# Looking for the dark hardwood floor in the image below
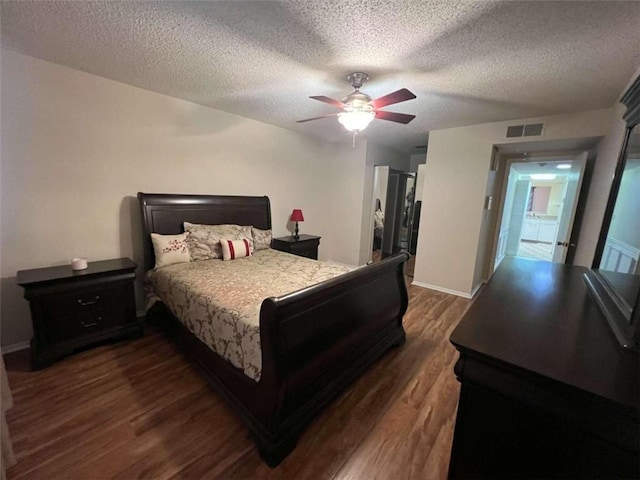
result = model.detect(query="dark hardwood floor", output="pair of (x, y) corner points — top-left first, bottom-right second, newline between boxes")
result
(4, 282), (471, 479)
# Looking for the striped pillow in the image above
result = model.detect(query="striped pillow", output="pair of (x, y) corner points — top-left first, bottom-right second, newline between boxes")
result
(220, 238), (252, 261)
(184, 222), (252, 261)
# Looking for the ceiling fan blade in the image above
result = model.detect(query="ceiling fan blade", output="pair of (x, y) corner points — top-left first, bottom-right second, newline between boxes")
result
(309, 95), (345, 108)
(375, 110), (416, 124)
(371, 88), (416, 108)
(296, 113), (339, 123)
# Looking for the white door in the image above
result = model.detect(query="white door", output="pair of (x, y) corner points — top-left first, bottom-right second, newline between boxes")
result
(552, 151), (588, 263)
(505, 179), (531, 255)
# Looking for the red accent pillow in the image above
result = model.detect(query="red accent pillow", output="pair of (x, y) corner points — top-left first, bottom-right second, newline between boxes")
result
(220, 238), (252, 261)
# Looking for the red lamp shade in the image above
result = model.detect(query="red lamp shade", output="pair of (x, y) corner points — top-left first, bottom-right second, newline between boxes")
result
(290, 209), (304, 222)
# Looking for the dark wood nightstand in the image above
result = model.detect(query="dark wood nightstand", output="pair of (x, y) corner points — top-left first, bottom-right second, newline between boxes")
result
(17, 258), (141, 370)
(271, 234), (321, 260)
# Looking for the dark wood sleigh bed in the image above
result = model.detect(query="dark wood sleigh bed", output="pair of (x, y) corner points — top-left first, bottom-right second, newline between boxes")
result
(138, 192), (409, 466)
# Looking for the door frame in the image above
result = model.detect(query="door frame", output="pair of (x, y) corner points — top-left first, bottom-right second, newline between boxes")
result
(484, 149), (590, 280)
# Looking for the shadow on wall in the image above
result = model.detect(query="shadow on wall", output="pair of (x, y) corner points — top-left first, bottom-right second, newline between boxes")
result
(171, 101), (245, 137)
(0, 196), (145, 350)
(119, 196), (146, 314)
(0, 277), (33, 348)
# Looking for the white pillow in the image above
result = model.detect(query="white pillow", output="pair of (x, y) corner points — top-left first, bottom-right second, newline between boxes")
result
(151, 232), (190, 269)
(220, 238), (252, 261)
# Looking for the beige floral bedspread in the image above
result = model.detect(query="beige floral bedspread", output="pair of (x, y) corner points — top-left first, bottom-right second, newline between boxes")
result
(145, 249), (355, 382)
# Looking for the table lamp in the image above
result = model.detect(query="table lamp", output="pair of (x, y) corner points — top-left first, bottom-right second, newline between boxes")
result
(290, 209), (304, 240)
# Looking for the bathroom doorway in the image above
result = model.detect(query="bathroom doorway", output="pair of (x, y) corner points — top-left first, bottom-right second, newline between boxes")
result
(492, 151), (587, 270)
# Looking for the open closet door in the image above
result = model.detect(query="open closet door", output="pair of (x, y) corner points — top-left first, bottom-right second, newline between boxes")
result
(382, 174), (399, 258)
(552, 151), (587, 263)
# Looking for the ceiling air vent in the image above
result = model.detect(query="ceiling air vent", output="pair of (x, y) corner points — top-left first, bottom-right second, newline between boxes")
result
(506, 125), (524, 138)
(523, 123), (544, 136)
(506, 122), (544, 138)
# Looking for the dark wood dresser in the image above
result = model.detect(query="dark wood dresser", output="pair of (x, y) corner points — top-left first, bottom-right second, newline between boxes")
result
(271, 234), (321, 260)
(449, 257), (639, 479)
(17, 258), (141, 370)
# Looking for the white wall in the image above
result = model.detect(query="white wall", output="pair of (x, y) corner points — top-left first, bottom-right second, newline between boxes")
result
(0, 51), (367, 348)
(414, 163), (427, 203)
(366, 142), (411, 173)
(374, 167), (389, 210)
(413, 109), (612, 297)
(410, 152), (427, 172)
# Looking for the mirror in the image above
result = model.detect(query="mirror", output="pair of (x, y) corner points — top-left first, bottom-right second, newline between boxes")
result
(371, 167), (417, 263)
(598, 124), (640, 309)
(527, 185), (552, 214)
(399, 174), (416, 252)
(584, 75), (640, 350)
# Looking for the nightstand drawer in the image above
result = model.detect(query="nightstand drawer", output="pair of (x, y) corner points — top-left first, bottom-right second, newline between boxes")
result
(41, 284), (128, 318)
(272, 235), (321, 260)
(291, 246), (316, 259)
(45, 307), (125, 344)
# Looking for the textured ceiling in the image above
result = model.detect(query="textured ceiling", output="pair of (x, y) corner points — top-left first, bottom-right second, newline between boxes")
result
(2, 1), (640, 153)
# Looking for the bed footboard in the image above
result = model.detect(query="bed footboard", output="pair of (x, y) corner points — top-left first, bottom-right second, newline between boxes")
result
(138, 192), (411, 467)
(255, 252), (409, 465)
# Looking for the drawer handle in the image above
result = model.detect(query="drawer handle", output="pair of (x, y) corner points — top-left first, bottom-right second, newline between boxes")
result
(77, 295), (100, 306)
(81, 317), (101, 328)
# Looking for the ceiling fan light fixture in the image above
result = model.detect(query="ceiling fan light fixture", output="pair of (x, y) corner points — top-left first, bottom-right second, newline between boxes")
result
(338, 110), (375, 132)
(297, 72), (416, 145)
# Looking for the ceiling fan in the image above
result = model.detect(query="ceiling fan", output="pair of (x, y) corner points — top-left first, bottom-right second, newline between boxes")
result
(296, 72), (416, 135)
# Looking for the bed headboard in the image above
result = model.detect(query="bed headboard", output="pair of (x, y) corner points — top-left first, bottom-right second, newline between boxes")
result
(137, 192), (272, 271)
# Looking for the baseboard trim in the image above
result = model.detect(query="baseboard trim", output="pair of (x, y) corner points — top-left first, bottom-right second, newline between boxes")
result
(469, 283), (482, 299)
(411, 281), (481, 299)
(1, 341), (30, 354)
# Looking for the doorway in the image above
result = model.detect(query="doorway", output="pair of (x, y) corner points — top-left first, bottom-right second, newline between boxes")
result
(371, 167), (417, 269)
(490, 151), (588, 272)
